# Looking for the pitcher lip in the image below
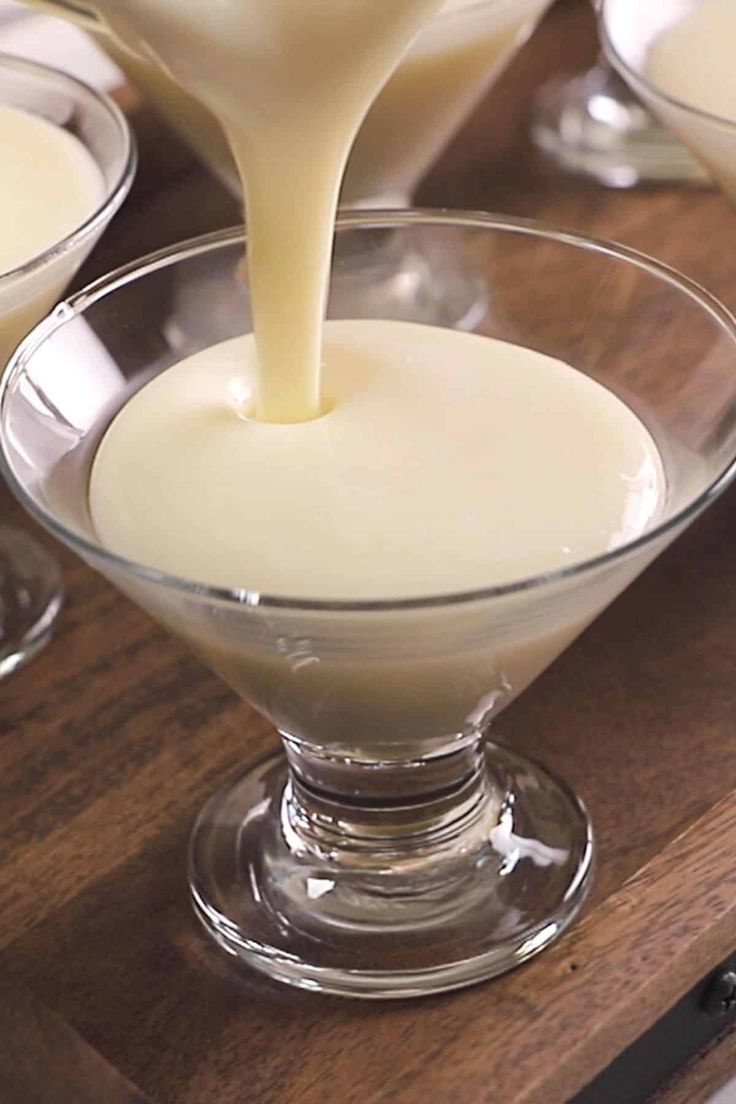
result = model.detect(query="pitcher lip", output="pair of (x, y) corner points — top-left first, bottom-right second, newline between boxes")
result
(3, 211), (736, 614)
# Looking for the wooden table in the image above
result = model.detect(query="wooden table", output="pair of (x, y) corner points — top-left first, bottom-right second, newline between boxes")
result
(3, 4), (736, 1102)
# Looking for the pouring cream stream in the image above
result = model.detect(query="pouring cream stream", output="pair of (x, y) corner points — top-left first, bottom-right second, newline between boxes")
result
(86, 0), (442, 421)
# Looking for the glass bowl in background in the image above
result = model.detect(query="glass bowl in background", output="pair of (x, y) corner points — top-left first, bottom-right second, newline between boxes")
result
(3, 213), (736, 997)
(0, 52), (135, 676)
(601, 0), (736, 203)
(531, 0), (706, 189)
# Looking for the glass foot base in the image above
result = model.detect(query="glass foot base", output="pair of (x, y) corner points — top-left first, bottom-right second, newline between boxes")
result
(189, 743), (594, 999)
(0, 525), (64, 679)
(531, 65), (708, 189)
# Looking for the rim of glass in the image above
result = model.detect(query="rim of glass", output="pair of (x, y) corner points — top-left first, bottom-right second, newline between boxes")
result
(600, 0), (736, 134)
(3, 209), (736, 613)
(0, 53), (137, 290)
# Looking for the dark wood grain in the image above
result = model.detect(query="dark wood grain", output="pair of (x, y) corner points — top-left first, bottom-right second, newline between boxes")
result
(3, 2), (736, 1102)
(0, 973), (155, 1103)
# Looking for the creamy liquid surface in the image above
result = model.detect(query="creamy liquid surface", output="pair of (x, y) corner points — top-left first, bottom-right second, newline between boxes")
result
(87, 0), (442, 423)
(0, 103), (103, 363)
(90, 321), (665, 600)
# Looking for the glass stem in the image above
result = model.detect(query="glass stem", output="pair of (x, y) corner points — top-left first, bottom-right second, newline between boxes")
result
(280, 734), (502, 861)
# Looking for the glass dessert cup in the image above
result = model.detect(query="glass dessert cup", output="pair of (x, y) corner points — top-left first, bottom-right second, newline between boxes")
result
(530, 55), (707, 189)
(601, 0), (736, 202)
(0, 54), (135, 677)
(530, 0), (705, 188)
(4, 213), (736, 998)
